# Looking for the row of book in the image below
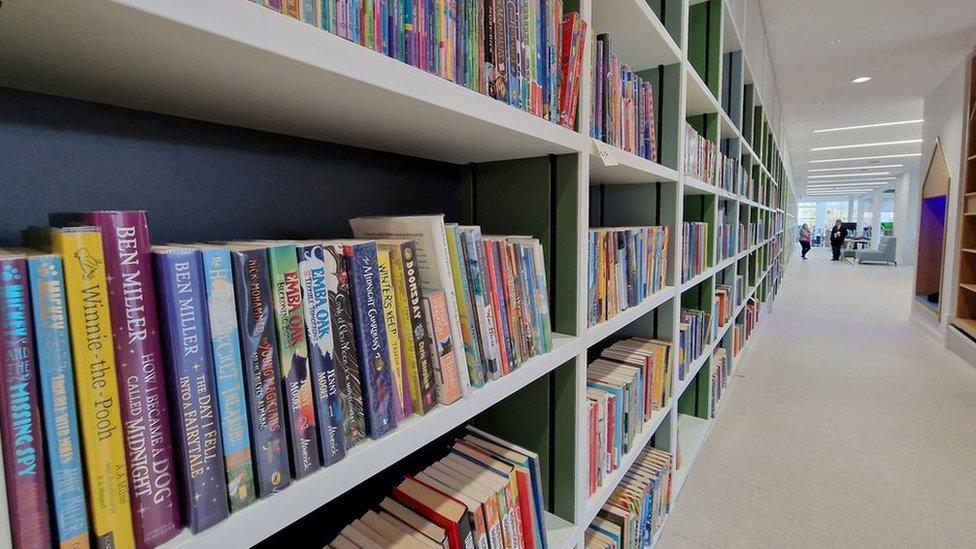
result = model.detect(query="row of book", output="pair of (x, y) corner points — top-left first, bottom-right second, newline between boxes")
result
(0, 211), (553, 547)
(709, 348), (729, 418)
(326, 425), (548, 549)
(738, 221), (749, 251)
(249, 0), (588, 129)
(683, 123), (716, 185)
(585, 337), (672, 495)
(716, 153), (748, 196)
(585, 446), (672, 549)
(677, 309), (709, 381)
(716, 203), (735, 262)
(590, 33), (658, 162)
(680, 222), (708, 283)
(714, 284), (734, 329)
(586, 227), (670, 327)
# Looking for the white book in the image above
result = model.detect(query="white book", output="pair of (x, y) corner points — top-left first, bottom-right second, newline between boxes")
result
(350, 215), (472, 396)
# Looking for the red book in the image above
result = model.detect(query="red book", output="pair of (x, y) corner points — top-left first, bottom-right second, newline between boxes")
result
(392, 476), (474, 549)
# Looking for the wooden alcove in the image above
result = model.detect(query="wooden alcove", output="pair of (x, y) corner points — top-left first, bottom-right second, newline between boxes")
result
(915, 139), (950, 318)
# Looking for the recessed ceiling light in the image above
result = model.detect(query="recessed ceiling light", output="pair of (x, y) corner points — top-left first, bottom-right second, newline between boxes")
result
(851, 76), (872, 84)
(809, 153), (923, 164)
(811, 139), (922, 152)
(808, 171), (890, 179)
(813, 119), (923, 133)
(809, 164), (903, 172)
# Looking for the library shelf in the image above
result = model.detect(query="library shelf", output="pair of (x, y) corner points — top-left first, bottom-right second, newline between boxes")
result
(741, 139), (761, 165)
(953, 318), (976, 341)
(593, 0), (682, 71)
(673, 414), (712, 497)
(545, 512), (579, 549)
(581, 404), (673, 526)
(719, 109), (738, 140)
(163, 334), (581, 548)
(586, 286), (676, 347)
(0, 0), (587, 165)
(681, 268), (715, 293)
(676, 350), (710, 399)
(589, 140), (682, 185)
(685, 61), (721, 116)
(960, 283), (976, 295)
(683, 175), (719, 195)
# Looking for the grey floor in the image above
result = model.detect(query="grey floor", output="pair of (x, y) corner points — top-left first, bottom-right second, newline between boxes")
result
(659, 245), (976, 548)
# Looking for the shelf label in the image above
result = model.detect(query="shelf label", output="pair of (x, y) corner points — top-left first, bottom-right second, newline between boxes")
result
(592, 139), (620, 167)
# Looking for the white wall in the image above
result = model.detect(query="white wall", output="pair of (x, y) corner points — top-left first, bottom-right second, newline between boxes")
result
(893, 172), (912, 264)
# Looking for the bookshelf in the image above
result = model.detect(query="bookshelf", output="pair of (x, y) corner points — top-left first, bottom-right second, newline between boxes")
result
(954, 53), (976, 335)
(0, 0), (796, 547)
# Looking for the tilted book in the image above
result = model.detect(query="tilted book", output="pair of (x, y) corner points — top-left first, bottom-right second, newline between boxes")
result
(0, 253), (53, 549)
(198, 247), (256, 511)
(153, 248), (229, 533)
(50, 227), (135, 548)
(265, 244), (321, 479)
(82, 210), (180, 546)
(26, 254), (90, 549)
(296, 244), (346, 466)
(376, 248), (412, 420)
(445, 224), (485, 388)
(229, 246), (290, 498)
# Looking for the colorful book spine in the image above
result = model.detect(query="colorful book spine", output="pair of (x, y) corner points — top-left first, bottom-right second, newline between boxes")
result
(83, 210), (180, 546)
(296, 244), (347, 466)
(153, 248), (229, 533)
(423, 290), (461, 404)
(445, 224), (485, 388)
(283, 0), (301, 18)
(301, 0), (318, 24)
(51, 227), (135, 548)
(376, 249), (412, 420)
(342, 241), (398, 439)
(26, 255), (89, 549)
(460, 226), (500, 380)
(266, 244), (321, 479)
(230, 247), (290, 498)
(199, 248), (256, 511)
(0, 254), (52, 549)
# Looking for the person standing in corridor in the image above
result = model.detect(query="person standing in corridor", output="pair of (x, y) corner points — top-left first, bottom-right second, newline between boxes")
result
(829, 219), (848, 261)
(798, 223), (812, 260)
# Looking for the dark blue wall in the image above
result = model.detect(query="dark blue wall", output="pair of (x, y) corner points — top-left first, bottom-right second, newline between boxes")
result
(0, 87), (461, 245)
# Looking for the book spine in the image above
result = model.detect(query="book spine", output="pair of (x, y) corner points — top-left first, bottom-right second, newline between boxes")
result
(446, 226), (484, 388)
(302, 0), (317, 23)
(394, 242), (438, 414)
(266, 245), (321, 479)
(283, 0), (301, 17)
(230, 249), (290, 498)
(200, 249), (256, 511)
(322, 244), (368, 448)
(423, 290), (461, 404)
(343, 243), (398, 439)
(376, 250), (411, 420)
(51, 228), (135, 548)
(154, 250), (229, 533)
(83, 211), (179, 546)
(381, 243), (424, 416)
(26, 255), (90, 549)
(265, 0), (283, 11)
(296, 245), (347, 466)
(463, 228), (500, 380)
(0, 256), (53, 549)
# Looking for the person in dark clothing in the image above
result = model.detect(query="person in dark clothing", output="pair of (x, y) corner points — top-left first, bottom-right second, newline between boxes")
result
(829, 219), (848, 261)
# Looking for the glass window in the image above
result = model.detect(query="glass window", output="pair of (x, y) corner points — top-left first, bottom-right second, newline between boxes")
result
(823, 200), (850, 224)
(881, 196), (895, 223)
(797, 202), (817, 229)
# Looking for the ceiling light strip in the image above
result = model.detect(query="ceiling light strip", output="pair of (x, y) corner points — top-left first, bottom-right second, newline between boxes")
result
(811, 139), (922, 152)
(813, 119), (923, 134)
(808, 164), (903, 172)
(808, 171), (891, 179)
(809, 153), (922, 164)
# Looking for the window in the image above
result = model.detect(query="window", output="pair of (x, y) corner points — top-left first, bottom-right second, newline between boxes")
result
(797, 202), (817, 228)
(880, 196), (895, 223)
(823, 200), (850, 224)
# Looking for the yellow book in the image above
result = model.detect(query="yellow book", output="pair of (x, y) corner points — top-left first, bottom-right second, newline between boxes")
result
(51, 227), (135, 549)
(376, 249), (408, 420)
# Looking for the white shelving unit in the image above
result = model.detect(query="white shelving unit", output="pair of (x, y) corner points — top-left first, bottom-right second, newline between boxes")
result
(0, 0), (798, 547)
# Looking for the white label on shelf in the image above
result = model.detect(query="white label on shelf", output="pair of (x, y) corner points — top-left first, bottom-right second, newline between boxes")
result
(592, 139), (620, 167)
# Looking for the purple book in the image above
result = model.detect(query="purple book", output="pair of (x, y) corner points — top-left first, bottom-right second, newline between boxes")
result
(84, 211), (181, 547)
(154, 248), (229, 534)
(0, 254), (52, 549)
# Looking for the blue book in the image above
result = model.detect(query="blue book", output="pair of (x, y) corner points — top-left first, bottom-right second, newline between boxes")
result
(154, 248), (229, 533)
(460, 226), (500, 380)
(337, 240), (398, 439)
(296, 244), (347, 466)
(26, 254), (89, 548)
(301, 0), (316, 24)
(198, 247), (257, 512)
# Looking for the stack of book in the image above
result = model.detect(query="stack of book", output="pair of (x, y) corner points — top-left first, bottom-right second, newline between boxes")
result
(585, 338), (672, 494)
(716, 153), (736, 194)
(714, 284), (733, 328)
(327, 425), (548, 549)
(591, 34), (658, 161)
(710, 347), (729, 417)
(587, 227), (670, 327)
(585, 446), (672, 549)
(716, 203), (735, 262)
(677, 309), (709, 380)
(683, 123), (715, 184)
(681, 222), (708, 283)
(250, 0), (588, 129)
(0, 211), (554, 544)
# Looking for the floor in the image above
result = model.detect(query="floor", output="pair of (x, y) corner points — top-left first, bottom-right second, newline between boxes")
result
(659, 245), (976, 548)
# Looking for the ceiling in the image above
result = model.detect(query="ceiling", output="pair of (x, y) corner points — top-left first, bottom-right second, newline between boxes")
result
(758, 0), (976, 200)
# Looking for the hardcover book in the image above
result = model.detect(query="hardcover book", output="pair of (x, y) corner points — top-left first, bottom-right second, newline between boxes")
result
(82, 210), (180, 546)
(153, 248), (229, 533)
(229, 246), (290, 498)
(198, 247), (256, 511)
(50, 227), (135, 548)
(26, 254), (90, 549)
(0, 253), (53, 549)
(376, 248), (412, 420)
(265, 243), (321, 479)
(296, 244), (346, 466)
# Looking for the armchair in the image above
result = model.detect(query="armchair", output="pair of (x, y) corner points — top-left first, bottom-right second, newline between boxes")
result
(856, 236), (897, 265)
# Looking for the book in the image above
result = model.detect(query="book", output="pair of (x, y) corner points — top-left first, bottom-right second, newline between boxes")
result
(50, 226), (135, 548)
(458, 227), (500, 381)
(376, 248), (413, 420)
(422, 290), (462, 405)
(375, 240), (437, 415)
(349, 215), (472, 397)
(82, 210), (180, 546)
(295, 243), (347, 466)
(0, 252), (53, 549)
(379, 497), (450, 548)
(153, 247), (229, 533)
(229, 246), (291, 498)
(444, 224), (484, 388)
(265, 243), (321, 478)
(392, 476), (476, 549)
(198, 246), (257, 510)
(26, 253), (90, 549)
